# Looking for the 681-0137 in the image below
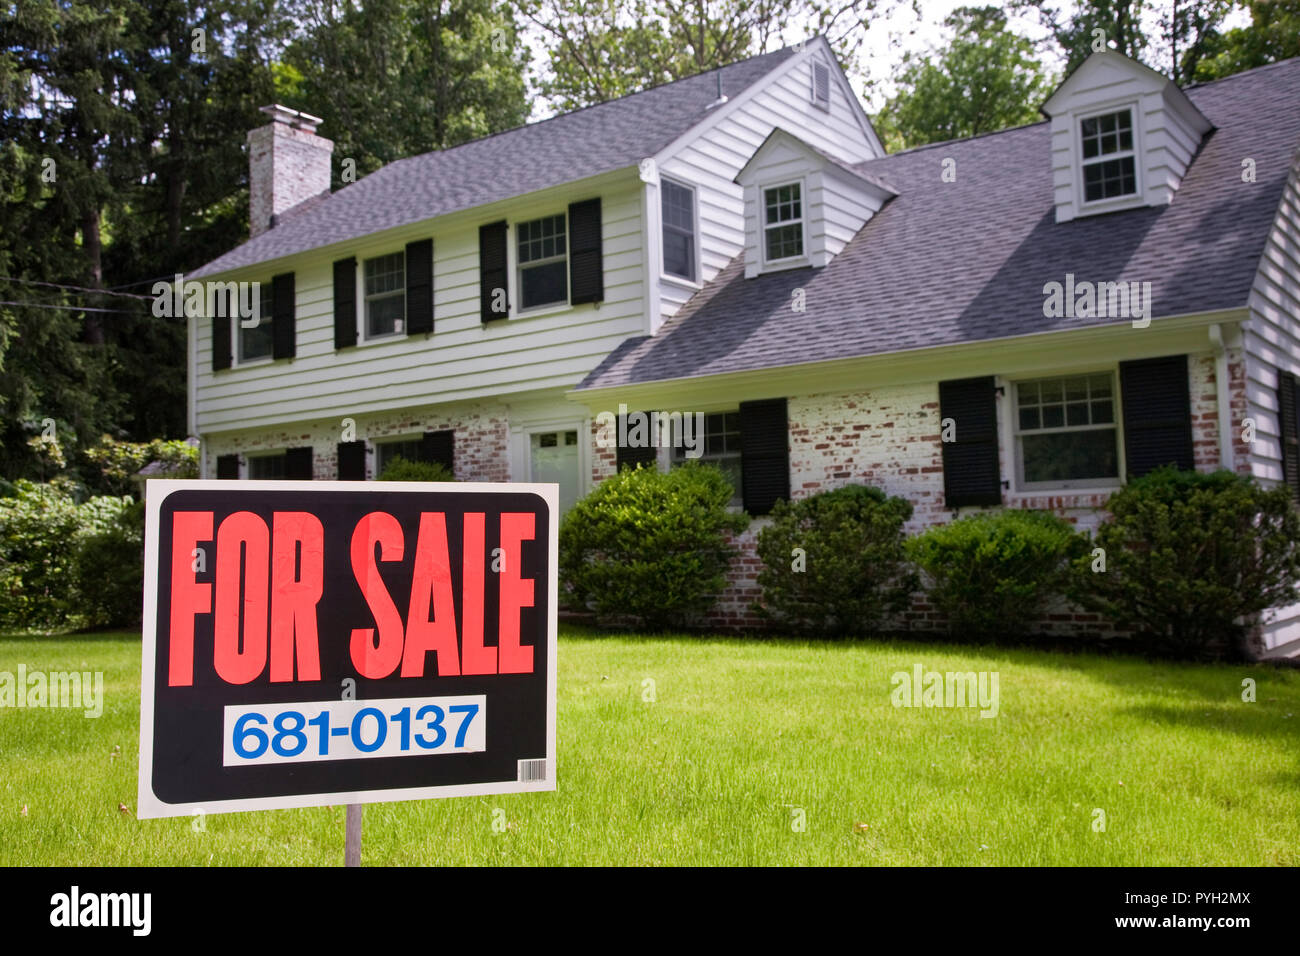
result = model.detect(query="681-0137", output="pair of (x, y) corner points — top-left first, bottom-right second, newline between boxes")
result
(222, 695), (485, 767)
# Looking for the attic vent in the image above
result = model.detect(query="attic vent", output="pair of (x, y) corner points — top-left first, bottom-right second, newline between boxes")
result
(811, 62), (830, 110)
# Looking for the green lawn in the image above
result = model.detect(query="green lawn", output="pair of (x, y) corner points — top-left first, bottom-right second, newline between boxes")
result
(1, 628), (1297, 866)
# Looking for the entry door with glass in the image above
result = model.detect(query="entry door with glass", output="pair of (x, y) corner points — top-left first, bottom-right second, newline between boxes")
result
(530, 430), (581, 515)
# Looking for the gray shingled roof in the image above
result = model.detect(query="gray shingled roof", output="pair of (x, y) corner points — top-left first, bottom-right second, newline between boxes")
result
(577, 57), (1300, 392)
(194, 47), (796, 277)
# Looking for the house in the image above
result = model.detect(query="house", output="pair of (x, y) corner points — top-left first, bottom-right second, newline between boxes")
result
(189, 40), (1300, 657)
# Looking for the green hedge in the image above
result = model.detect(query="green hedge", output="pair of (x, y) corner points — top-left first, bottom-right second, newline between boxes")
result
(559, 463), (748, 630)
(907, 509), (1086, 639)
(1070, 468), (1300, 656)
(754, 484), (916, 636)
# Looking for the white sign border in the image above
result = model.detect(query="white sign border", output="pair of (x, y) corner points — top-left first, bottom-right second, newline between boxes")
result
(136, 478), (559, 820)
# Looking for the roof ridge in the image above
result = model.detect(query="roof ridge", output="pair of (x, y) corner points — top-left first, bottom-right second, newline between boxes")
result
(1182, 53), (1300, 91)
(381, 43), (801, 173)
(863, 117), (1049, 162)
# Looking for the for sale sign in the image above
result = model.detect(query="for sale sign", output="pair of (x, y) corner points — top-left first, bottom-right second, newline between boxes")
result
(136, 479), (557, 819)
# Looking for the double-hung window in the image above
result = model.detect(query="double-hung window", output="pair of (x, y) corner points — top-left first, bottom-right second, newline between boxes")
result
(247, 451), (287, 480)
(671, 411), (743, 507)
(238, 281), (274, 362)
(364, 252), (405, 337)
(1014, 372), (1119, 489)
(375, 438), (423, 475)
(517, 213), (568, 310)
(1080, 108), (1137, 203)
(661, 179), (697, 282)
(763, 183), (804, 263)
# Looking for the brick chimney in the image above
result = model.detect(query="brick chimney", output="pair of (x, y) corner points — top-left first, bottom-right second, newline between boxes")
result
(247, 105), (333, 238)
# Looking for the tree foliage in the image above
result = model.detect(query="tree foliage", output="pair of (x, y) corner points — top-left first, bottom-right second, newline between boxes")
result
(875, 5), (1052, 149)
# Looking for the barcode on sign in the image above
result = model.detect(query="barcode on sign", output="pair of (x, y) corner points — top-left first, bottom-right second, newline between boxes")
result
(517, 758), (547, 782)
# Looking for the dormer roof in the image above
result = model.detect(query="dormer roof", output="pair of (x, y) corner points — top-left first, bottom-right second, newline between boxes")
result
(1041, 50), (1210, 127)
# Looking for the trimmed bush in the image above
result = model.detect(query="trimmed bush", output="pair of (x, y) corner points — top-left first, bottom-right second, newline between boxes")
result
(377, 456), (455, 482)
(1070, 468), (1300, 656)
(0, 479), (84, 629)
(559, 463), (749, 630)
(73, 498), (145, 628)
(754, 484), (916, 636)
(907, 509), (1086, 639)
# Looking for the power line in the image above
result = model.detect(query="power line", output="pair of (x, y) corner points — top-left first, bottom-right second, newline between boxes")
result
(0, 275), (156, 301)
(0, 299), (143, 314)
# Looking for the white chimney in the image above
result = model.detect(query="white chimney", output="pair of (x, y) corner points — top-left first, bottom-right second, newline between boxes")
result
(247, 105), (333, 238)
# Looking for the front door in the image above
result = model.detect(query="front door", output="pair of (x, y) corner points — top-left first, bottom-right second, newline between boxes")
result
(530, 429), (580, 516)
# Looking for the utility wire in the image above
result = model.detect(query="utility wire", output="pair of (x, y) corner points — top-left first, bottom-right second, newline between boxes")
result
(0, 275), (157, 300)
(0, 299), (143, 314)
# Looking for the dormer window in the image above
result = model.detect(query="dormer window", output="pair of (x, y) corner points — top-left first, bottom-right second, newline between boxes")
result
(763, 182), (804, 263)
(1080, 107), (1137, 203)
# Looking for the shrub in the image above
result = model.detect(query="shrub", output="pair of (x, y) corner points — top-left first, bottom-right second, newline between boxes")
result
(559, 463), (749, 630)
(1069, 468), (1300, 656)
(84, 436), (198, 497)
(0, 479), (143, 630)
(0, 479), (84, 629)
(377, 456), (455, 482)
(754, 484), (916, 636)
(73, 498), (145, 628)
(906, 509), (1086, 639)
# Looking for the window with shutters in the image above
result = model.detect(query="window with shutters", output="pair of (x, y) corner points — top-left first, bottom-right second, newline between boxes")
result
(1079, 107), (1138, 204)
(375, 438), (423, 475)
(671, 411), (743, 507)
(237, 281), (274, 363)
(363, 252), (405, 338)
(763, 182), (805, 264)
(517, 213), (568, 310)
(247, 452), (287, 480)
(661, 179), (697, 283)
(1013, 372), (1120, 490)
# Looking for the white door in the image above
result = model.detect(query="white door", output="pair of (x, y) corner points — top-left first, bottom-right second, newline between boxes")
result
(530, 430), (581, 516)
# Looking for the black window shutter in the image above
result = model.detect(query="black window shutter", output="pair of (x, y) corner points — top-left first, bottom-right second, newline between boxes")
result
(568, 197), (603, 305)
(479, 220), (509, 322)
(938, 376), (1001, 507)
(337, 440), (367, 480)
(739, 398), (790, 516)
(421, 429), (455, 473)
(216, 454), (239, 479)
(333, 257), (357, 349)
(271, 272), (295, 359)
(615, 414), (658, 471)
(405, 239), (433, 335)
(1120, 355), (1194, 479)
(212, 312), (231, 371)
(1277, 371), (1300, 501)
(285, 446), (313, 480)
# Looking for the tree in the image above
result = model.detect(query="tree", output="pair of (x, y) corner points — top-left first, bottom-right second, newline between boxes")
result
(280, 0), (532, 185)
(875, 6), (1052, 149)
(1031, 0), (1150, 76)
(1190, 0), (1300, 80)
(512, 0), (906, 113)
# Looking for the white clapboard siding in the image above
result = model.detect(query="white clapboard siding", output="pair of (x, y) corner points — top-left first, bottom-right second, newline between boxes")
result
(652, 46), (881, 327)
(194, 178), (645, 431)
(1244, 156), (1300, 652)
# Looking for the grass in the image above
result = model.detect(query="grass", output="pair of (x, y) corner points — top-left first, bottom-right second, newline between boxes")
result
(1, 627), (1298, 866)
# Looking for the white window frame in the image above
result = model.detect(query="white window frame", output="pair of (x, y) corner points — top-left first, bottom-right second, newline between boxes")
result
(1076, 103), (1142, 211)
(760, 179), (808, 268)
(515, 212), (569, 314)
(660, 177), (700, 285)
(810, 59), (831, 111)
(1007, 369), (1126, 493)
(244, 449), (288, 480)
(373, 435), (425, 477)
(233, 280), (274, 367)
(669, 409), (744, 509)
(360, 250), (406, 342)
